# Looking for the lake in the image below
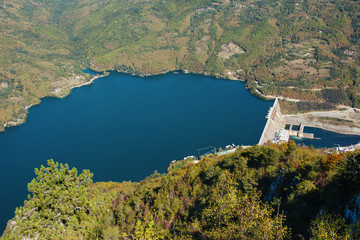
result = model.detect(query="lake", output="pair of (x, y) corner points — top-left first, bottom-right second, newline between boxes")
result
(0, 72), (273, 231)
(292, 126), (360, 148)
(2, 71), (360, 233)
(2, 71), (360, 232)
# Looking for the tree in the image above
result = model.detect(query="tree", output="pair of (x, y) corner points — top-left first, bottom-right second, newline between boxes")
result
(199, 171), (290, 239)
(4, 160), (96, 239)
(310, 214), (351, 240)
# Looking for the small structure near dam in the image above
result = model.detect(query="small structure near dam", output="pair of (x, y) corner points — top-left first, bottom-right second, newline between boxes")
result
(287, 123), (315, 139)
(258, 98), (316, 145)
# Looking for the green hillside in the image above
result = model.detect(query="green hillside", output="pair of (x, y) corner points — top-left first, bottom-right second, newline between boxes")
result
(2, 143), (360, 239)
(1, 0), (360, 130)
(2, 1), (360, 238)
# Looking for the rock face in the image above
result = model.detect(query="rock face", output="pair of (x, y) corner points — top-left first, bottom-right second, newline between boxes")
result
(345, 194), (360, 224)
(265, 175), (283, 202)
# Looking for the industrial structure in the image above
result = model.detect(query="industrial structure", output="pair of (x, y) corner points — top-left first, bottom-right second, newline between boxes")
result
(258, 98), (315, 145)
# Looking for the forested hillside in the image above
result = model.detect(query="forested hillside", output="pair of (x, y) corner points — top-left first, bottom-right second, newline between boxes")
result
(1, 0), (360, 130)
(2, 143), (360, 239)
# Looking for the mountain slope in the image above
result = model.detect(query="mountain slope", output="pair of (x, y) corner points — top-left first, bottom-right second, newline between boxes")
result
(1, 0), (360, 131)
(2, 143), (360, 239)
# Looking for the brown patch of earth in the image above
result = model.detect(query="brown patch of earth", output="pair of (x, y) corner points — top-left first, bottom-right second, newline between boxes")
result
(283, 107), (360, 135)
(218, 42), (245, 60)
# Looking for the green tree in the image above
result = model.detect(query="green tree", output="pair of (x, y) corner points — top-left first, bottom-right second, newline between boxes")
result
(4, 160), (96, 239)
(123, 218), (166, 240)
(199, 171), (290, 239)
(310, 214), (351, 240)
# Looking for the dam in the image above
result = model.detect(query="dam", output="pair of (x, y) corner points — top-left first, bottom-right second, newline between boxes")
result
(258, 98), (315, 145)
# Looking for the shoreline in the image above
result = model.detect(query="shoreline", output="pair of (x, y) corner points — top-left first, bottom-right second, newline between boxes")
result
(67, 72), (109, 91)
(256, 91), (360, 136)
(282, 107), (360, 136)
(71, 75), (100, 89)
(288, 120), (360, 136)
(2, 74), (104, 131)
(283, 119), (360, 136)
(2, 70), (360, 140)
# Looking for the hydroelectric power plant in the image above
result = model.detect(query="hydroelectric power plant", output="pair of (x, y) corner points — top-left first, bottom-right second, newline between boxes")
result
(258, 98), (315, 145)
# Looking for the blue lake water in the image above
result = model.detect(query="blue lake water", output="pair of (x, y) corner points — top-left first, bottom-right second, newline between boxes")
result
(0, 72), (272, 231)
(291, 126), (360, 148)
(1, 71), (360, 232)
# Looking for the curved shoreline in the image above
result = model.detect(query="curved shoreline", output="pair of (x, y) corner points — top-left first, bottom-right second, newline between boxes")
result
(2, 70), (360, 141)
(2, 74), (104, 131)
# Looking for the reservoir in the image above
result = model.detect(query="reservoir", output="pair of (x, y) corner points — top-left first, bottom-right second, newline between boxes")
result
(291, 126), (360, 148)
(2, 71), (360, 233)
(0, 72), (272, 231)
(1, 72), (360, 232)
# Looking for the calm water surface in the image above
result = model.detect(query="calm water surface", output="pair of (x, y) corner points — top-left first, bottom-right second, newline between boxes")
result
(0, 72), (272, 231)
(292, 126), (360, 147)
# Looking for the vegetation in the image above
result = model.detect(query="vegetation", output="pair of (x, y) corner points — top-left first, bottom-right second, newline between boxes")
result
(3, 143), (360, 239)
(1, 0), (360, 131)
(2, 1), (360, 238)
(280, 100), (337, 114)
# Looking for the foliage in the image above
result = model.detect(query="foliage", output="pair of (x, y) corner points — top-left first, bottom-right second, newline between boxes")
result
(1, 0), (360, 130)
(310, 214), (351, 240)
(3, 145), (360, 239)
(322, 89), (348, 104)
(199, 171), (289, 239)
(2, 160), (109, 239)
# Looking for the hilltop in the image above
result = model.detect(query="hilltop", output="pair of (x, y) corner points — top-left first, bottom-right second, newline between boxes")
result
(2, 143), (360, 239)
(1, 0), (360, 131)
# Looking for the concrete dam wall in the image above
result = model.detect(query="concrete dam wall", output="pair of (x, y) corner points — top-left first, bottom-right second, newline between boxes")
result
(258, 98), (317, 145)
(258, 98), (285, 145)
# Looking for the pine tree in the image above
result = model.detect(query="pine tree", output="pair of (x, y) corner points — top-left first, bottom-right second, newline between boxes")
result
(4, 160), (96, 240)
